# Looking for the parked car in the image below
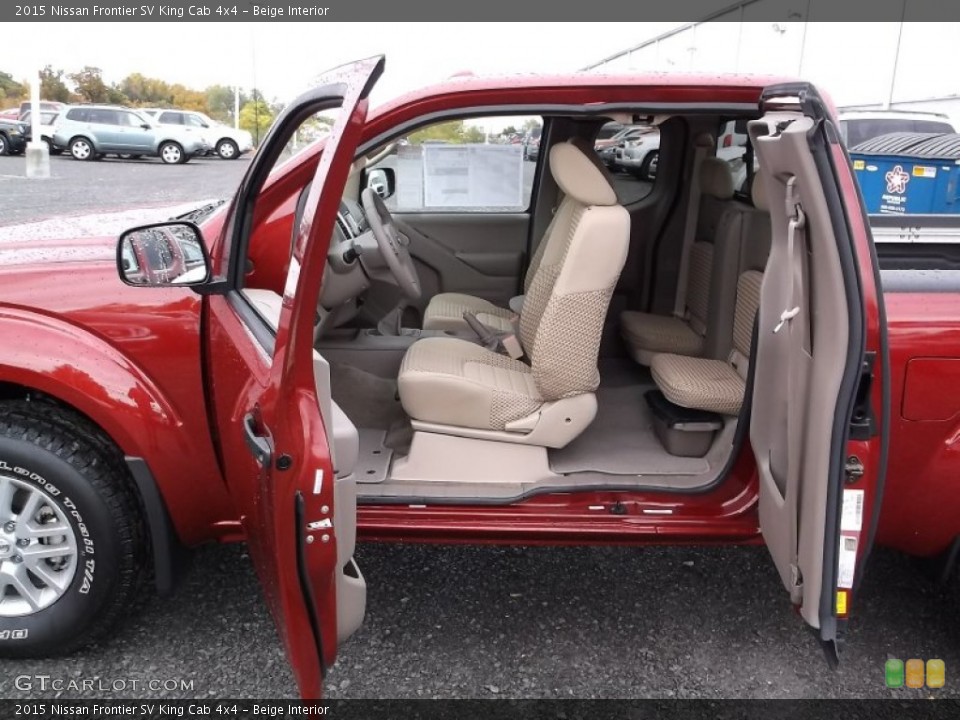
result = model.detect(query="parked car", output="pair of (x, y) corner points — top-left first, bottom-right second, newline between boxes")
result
(141, 108), (254, 160)
(51, 104), (210, 164)
(19, 110), (62, 154)
(0, 108), (20, 121)
(0, 115), (29, 156)
(522, 125), (542, 161)
(596, 125), (652, 169)
(616, 128), (660, 179)
(838, 109), (956, 149)
(18, 100), (66, 121)
(2, 57), (959, 702)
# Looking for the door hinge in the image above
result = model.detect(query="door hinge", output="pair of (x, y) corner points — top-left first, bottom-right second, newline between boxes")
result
(849, 352), (878, 440)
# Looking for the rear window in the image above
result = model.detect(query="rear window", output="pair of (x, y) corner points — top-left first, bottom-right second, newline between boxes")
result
(596, 122), (623, 140)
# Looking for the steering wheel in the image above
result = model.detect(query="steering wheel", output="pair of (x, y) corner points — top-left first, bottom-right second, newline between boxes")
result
(361, 188), (421, 300)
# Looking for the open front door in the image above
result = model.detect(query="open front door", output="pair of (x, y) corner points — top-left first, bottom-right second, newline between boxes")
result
(749, 84), (889, 664)
(204, 56), (385, 698)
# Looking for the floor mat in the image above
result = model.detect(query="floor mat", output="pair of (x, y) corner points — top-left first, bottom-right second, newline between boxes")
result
(329, 363), (407, 431)
(548, 371), (710, 477)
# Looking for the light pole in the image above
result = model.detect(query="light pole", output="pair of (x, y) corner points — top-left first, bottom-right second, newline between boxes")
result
(25, 70), (50, 179)
(886, 7), (906, 109)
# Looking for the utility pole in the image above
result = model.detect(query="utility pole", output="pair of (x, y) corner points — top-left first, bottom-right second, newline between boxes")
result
(234, 85), (240, 130)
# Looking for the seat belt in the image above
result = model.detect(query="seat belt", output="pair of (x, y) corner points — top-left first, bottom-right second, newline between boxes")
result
(673, 134), (713, 317)
(776, 175), (807, 601)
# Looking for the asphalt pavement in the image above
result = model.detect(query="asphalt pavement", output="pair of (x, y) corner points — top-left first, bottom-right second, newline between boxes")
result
(1, 153), (958, 701)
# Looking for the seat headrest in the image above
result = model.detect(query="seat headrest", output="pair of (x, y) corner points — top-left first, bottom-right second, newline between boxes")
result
(699, 157), (734, 200)
(549, 139), (618, 207)
(751, 169), (769, 212)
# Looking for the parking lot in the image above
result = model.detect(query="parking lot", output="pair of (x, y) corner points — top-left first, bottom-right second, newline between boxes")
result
(1, 155), (960, 701)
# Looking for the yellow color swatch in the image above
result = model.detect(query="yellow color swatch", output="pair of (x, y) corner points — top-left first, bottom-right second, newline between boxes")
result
(926, 659), (945, 689)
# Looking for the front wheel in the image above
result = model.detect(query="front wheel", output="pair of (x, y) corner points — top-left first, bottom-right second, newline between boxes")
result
(640, 151), (659, 181)
(0, 401), (147, 657)
(69, 137), (95, 161)
(216, 139), (239, 160)
(0, 134), (9, 156)
(159, 141), (186, 165)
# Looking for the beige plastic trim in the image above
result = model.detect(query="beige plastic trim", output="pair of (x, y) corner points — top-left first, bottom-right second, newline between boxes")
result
(409, 393), (597, 449)
(390, 431), (552, 484)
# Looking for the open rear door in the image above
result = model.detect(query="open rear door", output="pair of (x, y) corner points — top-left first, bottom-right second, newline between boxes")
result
(204, 56), (385, 698)
(749, 84), (889, 664)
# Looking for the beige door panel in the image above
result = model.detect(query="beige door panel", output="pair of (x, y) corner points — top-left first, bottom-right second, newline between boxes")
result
(749, 112), (850, 628)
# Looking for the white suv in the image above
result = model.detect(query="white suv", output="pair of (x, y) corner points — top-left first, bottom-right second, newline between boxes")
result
(143, 108), (254, 159)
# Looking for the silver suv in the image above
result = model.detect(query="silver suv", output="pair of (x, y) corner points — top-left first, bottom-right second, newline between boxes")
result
(52, 105), (210, 164)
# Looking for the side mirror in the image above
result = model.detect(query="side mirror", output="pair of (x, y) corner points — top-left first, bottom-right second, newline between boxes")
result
(366, 167), (395, 200)
(141, 123), (151, 130)
(117, 221), (212, 287)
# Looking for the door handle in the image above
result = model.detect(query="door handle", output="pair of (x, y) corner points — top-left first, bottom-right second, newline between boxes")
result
(243, 412), (273, 468)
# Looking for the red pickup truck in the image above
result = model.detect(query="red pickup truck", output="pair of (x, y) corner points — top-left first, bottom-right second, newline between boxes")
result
(1, 56), (958, 699)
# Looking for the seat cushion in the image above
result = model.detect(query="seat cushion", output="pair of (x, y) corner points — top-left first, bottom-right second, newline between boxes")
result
(650, 353), (745, 416)
(422, 293), (515, 333)
(620, 312), (705, 364)
(398, 337), (542, 430)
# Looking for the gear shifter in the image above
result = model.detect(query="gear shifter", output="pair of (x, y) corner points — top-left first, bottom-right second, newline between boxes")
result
(376, 299), (408, 337)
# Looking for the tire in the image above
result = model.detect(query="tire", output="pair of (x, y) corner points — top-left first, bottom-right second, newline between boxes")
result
(69, 137), (95, 162)
(216, 138), (239, 160)
(0, 400), (147, 657)
(0, 134), (8, 157)
(640, 151), (659, 181)
(159, 142), (185, 165)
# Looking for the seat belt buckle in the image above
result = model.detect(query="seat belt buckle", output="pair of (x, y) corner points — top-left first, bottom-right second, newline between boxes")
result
(501, 334), (524, 360)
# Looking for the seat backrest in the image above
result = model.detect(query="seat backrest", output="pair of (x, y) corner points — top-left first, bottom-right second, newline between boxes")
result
(522, 138), (617, 294)
(729, 269), (764, 378)
(685, 157), (734, 338)
(519, 140), (630, 400)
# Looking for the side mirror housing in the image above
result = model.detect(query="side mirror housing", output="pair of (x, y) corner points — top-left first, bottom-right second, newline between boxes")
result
(366, 167), (395, 200)
(117, 221), (212, 288)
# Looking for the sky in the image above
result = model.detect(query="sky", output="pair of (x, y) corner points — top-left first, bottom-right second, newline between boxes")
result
(5, 21), (960, 119)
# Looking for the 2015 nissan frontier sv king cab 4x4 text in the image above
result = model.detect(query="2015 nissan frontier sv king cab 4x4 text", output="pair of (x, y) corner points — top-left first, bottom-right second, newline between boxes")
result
(0, 56), (958, 699)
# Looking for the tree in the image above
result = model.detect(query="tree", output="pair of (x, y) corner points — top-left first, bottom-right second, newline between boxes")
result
(39, 66), (71, 102)
(0, 71), (26, 105)
(205, 84), (249, 125)
(461, 124), (486, 144)
(501, 125), (518, 137)
(239, 99), (274, 144)
(70, 66), (111, 103)
(522, 118), (541, 132)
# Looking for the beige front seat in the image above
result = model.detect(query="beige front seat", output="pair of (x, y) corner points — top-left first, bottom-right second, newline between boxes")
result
(649, 270), (763, 416)
(397, 139), (630, 448)
(619, 157), (735, 365)
(421, 138), (614, 334)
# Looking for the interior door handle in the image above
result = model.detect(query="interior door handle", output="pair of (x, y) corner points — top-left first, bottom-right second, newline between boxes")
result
(243, 412), (273, 468)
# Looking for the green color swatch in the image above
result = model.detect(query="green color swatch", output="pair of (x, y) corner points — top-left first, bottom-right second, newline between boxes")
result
(886, 659), (905, 688)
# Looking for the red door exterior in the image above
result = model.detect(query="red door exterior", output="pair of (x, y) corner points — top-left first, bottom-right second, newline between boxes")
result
(203, 56), (385, 699)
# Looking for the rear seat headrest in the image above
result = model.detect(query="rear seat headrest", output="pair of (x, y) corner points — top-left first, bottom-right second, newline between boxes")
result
(550, 138), (618, 206)
(751, 169), (769, 212)
(699, 157), (734, 200)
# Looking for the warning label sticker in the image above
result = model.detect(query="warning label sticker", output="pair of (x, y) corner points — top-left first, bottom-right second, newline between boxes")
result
(838, 533), (858, 589)
(912, 165), (937, 178)
(841, 489), (865, 532)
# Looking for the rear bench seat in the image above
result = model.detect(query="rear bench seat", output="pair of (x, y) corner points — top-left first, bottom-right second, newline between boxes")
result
(620, 157), (743, 365)
(643, 171), (772, 457)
